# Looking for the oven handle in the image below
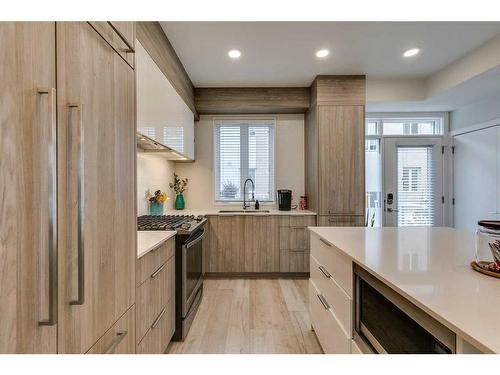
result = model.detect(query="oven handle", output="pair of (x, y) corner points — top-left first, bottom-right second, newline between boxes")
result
(184, 228), (205, 250)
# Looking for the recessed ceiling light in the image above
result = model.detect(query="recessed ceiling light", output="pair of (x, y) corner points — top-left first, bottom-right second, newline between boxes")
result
(315, 49), (330, 58)
(403, 48), (420, 58)
(228, 49), (241, 59)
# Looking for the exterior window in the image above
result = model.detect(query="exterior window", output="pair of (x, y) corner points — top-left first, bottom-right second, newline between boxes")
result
(214, 120), (275, 202)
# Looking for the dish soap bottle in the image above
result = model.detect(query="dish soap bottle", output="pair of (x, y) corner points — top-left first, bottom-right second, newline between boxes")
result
(254, 200), (260, 210)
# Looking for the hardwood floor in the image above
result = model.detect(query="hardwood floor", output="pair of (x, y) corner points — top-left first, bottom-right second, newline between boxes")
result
(167, 278), (323, 354)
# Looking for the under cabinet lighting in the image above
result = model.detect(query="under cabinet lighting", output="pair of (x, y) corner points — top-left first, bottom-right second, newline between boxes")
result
(228, 49), (241, 59)
(315, 49), (329, 58)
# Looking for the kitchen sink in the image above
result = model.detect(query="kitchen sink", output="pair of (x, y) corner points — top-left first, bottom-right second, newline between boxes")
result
(218, 210), (270, 214)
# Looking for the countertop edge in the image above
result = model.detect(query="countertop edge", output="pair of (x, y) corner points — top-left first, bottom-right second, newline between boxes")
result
(137, 231), (176, 259)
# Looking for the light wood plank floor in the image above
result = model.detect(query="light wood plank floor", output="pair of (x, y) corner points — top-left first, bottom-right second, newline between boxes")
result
(167, 278), (323, 354)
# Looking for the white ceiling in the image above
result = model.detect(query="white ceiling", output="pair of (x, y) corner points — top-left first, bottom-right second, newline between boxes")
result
(160, 22), (500, 87)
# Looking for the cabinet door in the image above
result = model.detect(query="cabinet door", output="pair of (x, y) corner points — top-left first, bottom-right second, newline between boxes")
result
(318, 106), (365, 216)
(56, 22), (136, 353)
(0, 22), (57, 354)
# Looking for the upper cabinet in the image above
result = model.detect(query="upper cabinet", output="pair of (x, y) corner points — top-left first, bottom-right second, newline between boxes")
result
(136, 40), (195, 160)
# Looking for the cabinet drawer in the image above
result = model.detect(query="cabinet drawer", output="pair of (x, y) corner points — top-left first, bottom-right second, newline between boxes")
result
(318, 215), (364, 227)
(88, 21), (135, 68)
(310, 255), (352, 336)
(137, 297), (175, 354)
(280, 226), (308, 250)
(309, 280), (350, 354)
(136, 256), (175, 342)
(280, 249), (309, 272)
(311, 234), (353, 296)
(351, 339), (363, 354)
(136, 237), (175, 286)
(279, 215), (316, 228)
(86, 305), (135, 354)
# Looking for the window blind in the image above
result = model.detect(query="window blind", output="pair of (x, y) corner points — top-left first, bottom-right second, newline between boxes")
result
(214, 120), (275, 202)
(397, 146), (435, 226)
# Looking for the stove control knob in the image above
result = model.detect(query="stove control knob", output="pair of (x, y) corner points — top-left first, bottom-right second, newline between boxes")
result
(181, 223), (191, 230)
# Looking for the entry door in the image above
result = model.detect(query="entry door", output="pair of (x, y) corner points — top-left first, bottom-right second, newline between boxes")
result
(384, 138), (443, 227)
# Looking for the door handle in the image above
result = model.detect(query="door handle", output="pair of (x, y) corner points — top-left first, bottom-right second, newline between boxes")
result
(318, 265), (331, 278)
(107, 22), (134, 53)
(317, 294), (330, 310)
(387, 208), (399, 213)
(319, 238), (332, 247)
(37, 88), (58, 326)
(69, 104), (85, 306)
(104, 331), (128, 354)
(151, 263), (166, 279)
(151, 307), (167, 329)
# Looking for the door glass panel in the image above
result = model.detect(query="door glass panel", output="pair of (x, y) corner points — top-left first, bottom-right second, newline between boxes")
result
(365, 139), (382, 226)
(397, 146), (435, 226)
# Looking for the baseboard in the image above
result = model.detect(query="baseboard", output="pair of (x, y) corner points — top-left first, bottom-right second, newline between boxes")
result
(204, 272), (310, 279)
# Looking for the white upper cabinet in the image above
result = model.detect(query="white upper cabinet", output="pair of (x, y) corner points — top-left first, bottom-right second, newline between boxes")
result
(136, 41), (195, 160)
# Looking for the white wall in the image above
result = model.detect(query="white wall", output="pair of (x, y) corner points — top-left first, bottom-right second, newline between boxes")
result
(174, 114), (305, 209)
(137, 153), (176, 215)
(450, 90), (500, 131)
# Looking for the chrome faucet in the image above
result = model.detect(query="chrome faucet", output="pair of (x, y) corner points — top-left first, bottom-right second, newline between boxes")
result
(243, 178), (255, 210)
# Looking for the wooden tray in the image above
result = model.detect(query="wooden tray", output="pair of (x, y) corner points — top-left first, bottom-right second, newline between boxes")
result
(471, 261), (500, 279)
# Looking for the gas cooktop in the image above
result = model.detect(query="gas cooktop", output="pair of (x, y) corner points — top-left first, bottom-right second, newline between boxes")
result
(137, 214), (205, 234)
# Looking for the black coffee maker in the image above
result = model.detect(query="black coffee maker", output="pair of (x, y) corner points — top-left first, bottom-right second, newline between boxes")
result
(277, 190), (292, 211)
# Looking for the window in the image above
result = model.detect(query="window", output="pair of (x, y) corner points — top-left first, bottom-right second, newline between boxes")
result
(365, 118), (443, 136)
(397, 147), (435, 226)
(214, 119), (275, 202)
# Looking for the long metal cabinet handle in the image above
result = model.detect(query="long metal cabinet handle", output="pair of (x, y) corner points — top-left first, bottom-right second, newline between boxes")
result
(107, 22), (134, 53)
(318, 265), (332, 278)
(151, 307), (167, 329)
(104, 331), (128, 354)
(151, 263), (166, 278)
(69, 104), (85, 306)
(38, 88), (58, 326)
(317, 294), (330, 310)
(320, 238), (332, 247)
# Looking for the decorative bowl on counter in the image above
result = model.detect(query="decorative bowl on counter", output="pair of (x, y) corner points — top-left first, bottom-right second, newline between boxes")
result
(473, 220), (500, 278)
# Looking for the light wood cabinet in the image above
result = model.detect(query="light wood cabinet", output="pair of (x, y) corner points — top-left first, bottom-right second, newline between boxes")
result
(0, 22), (57, 354)
(86, 306), (135, 354)
(306, 76), (366, 225)
(56, 22), (136, 353)
(136, 237), (176, 353)
(88, 21), (135, 68)
(204, 215), (315, 274)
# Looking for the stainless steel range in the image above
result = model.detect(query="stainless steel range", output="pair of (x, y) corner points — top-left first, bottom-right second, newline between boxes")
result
(137, 214), (206, 341)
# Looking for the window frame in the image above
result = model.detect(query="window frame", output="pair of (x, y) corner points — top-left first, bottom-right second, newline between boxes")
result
(213, 117), (277, 204)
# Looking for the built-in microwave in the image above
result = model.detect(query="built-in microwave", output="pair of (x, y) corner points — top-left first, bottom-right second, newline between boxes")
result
(353, 264), (456, 354)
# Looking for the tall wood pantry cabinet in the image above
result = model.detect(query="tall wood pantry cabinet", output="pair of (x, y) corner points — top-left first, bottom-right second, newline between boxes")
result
(0, 22), (136, 353)
(305, 76), (366, 227)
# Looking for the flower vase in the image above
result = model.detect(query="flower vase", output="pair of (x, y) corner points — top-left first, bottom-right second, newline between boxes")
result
(149, 201), (164, 216)
(175, 194), (185, 210)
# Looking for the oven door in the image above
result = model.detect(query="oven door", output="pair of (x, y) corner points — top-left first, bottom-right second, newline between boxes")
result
(182, 227), (204, 316)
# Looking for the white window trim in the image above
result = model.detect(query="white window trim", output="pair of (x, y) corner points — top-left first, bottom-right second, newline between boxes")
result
(212, 116), (277, 205)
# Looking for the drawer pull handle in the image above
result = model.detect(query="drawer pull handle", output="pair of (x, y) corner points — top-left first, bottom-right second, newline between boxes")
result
(151, 263), (166, 279)
(290, 226), (306, 229)
(289, 249), (306, 253)
(104, 331), (128, 354)
(151, 307), (167, 329)
(317, 294), (330, 310)
(319, 238), (332, 247)
(318, 265), (331, 278)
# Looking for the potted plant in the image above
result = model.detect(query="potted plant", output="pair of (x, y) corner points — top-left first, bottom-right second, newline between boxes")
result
(169, 173), (188, 210)
(148, 190), (168, 215)
(221, 180), (238, 199)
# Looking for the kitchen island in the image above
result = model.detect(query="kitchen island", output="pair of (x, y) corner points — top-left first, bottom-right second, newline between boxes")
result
(308, 226), (500, 354)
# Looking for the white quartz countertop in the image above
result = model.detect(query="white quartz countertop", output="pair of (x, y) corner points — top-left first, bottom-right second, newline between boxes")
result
(137, 230), (176, 259)
(308, 226), (500, 354)
(163, 208), (316, 216)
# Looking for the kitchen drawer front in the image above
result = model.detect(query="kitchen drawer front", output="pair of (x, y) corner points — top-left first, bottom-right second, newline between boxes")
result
(136, 237), (175, 286)
(280, 249), (309, 272)
(136, 256), (175, 342)
(137, 297), (175, 354)
(86, 305), (135, 354)
(351, 339), (363, 354)
(279, 215), (316, 228)
(318, 215), (364, 227)
(280, 226), (308, 250)
(311, 233), (353, 297)
(310, 255), (352, 336)
(88, 21), (135, 68)
(309, 280), (350, 354)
